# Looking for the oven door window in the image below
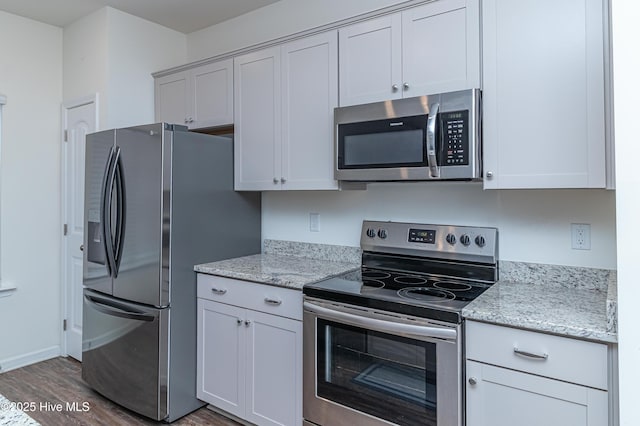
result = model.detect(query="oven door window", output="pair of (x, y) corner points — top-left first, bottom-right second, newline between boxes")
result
(317, 318), (437, 426)
(338, 115), (428, 169)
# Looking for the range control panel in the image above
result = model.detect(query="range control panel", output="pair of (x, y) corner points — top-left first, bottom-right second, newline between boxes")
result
(361, 220), (498, 264)
(442, 110), (469, 166)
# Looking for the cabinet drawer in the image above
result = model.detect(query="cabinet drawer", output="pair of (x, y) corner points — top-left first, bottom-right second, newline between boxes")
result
(465, 321), (607, 390)
(197, 274), (302, 321)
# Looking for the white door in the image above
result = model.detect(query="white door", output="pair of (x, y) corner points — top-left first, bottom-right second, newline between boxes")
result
(197, 299), (246, 419)
(233, 47), (281, 190)
(401, 0), (480, 96)
(155, 71), (189, 125)
(281, 31), (339, 190)
(191, 59), (234, 128)
(62, 96), (97, 361)
(466, 360), (608, 426)
(338, 13), (402, 106)
(245, 310), (302, 426)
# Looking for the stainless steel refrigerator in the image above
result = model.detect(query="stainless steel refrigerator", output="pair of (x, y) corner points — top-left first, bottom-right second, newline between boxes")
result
(81, 123), (261, 422)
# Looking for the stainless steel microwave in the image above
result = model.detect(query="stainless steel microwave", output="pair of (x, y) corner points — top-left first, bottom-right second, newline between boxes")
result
(335, 89), (481, 182)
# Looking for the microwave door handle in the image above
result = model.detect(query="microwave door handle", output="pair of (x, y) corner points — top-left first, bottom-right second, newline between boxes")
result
(427, 103), (440, 178)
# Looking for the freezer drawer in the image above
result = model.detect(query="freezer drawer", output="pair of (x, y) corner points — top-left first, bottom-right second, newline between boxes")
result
(81, 289), (169, 421)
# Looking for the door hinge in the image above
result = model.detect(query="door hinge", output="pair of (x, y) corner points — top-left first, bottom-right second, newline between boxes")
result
(63, 319), (67, 331)
(63, 224), (68, 236)
(64, 129), (68, 142)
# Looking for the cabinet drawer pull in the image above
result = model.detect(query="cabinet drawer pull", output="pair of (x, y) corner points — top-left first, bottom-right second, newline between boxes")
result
(210, 287), (227, 295)
(264, 297), (282, 306)
(514, 347), (548, 360)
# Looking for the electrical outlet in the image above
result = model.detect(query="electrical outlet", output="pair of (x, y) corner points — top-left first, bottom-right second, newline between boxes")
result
(571, 223), (591, 250)
(309, 213), (320, 232)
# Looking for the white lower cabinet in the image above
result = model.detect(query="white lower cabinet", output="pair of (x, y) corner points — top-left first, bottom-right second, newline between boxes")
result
(465, 321), (609, 426)
(197, 275), (302, 426)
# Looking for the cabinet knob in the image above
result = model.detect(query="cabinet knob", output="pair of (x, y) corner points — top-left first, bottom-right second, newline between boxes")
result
(80, 244), (84, 252)
(280, 177), (286, 184)
(403, 82), (409, 90)
(486, 171), (494, 179)
(392, 84), (399, 92)
(237, 318), (243, 325)
(273, 177), (279, 184)
(468, 377), (478, 386)
(244, 319), (252, 327)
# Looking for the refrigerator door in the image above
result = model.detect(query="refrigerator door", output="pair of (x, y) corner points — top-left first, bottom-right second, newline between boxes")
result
(83, 129), (115, 295)
(82, 289), (169, 421)
(111, 124), (167, 307)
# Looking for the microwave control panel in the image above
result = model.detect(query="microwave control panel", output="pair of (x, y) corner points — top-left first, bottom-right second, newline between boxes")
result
(442, 110), (469, 166)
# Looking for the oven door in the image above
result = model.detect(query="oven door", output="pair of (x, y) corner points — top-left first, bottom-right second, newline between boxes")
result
(303, 298), (461, 426)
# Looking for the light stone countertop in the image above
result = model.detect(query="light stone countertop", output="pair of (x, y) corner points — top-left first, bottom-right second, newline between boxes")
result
(463, 262), (617, 343)
(194, 252), (359, 290)
(195, 240), (617, 343)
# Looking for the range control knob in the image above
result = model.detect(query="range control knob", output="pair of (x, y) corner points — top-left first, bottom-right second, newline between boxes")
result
(446, 234), (456, 245)
(366, 228), (376, 238)
(377, 229), (388, 239)
(460, 234), (471, 246)
(475, 235), (486, 247)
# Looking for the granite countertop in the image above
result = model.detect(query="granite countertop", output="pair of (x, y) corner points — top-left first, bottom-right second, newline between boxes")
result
(194, 240), (361, 290)
(195, 240), (618, 343)
(462, 261), (617, 344)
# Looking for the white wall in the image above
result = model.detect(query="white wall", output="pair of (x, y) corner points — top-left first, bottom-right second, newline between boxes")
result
(263, 185), (616, 268)
(64, 7), (186, 129)
(105, 8), (186, 128)
(187, 0), (410, 62)
(63, 8), (108, 125)
(611, 0), (640, 423)
(0, 11), (63, 368)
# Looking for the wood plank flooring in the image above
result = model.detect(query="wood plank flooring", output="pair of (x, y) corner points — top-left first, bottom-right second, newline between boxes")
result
(0, 357), (241, 426)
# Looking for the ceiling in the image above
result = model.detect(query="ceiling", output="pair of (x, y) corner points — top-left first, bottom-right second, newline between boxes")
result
(0, 0), (281, 34)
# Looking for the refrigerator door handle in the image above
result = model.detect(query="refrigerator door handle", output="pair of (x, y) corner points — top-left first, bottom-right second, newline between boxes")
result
(84, 293), (156, 322)
(113, 150), (126, 277)
(104, 146), (119, 279)
(100, 146), (116, 277)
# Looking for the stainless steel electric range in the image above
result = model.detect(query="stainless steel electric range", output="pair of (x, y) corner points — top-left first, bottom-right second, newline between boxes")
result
(303, 220), (498, 426)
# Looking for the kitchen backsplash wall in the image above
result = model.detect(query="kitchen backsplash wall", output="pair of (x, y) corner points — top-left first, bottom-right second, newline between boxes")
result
(262, 183), (616, 269)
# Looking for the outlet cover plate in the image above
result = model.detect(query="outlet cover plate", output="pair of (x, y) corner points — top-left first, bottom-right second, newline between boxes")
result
(571, 223), (591, 250)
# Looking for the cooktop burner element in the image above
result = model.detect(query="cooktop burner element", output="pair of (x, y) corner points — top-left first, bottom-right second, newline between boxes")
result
(303, 221), (499, 323)
(397, 287), (456, 302)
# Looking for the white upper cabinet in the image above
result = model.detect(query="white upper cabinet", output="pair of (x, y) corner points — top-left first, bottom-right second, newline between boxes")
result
(234, 47), (281, 190)
(234, 31), (338, 191)
(155, 59), (233, 129)
(155, 71), (189, 126)
(482, 0), (608, 189)
(339, 0), (480, 106)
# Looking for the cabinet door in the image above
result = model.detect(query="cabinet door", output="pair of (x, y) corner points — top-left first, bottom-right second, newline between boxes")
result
(482, 0), (606, 189)
(245, 310), (302, 426)
(191, 59), (234, 129)
(155, 71), (189, 126)
(196, 299), (246, 419)
(466, 360), (608, 426)
(338, 14), (402, 106)
(281, 31), (339, 190)
(234, 47), (282, 190)
(402, 0), (480, 96)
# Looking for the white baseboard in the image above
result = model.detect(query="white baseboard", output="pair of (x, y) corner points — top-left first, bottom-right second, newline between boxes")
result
(0, 346), (61, 373)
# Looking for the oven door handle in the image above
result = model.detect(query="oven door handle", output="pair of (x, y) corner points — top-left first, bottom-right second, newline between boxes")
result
(304, 301), (457, 341)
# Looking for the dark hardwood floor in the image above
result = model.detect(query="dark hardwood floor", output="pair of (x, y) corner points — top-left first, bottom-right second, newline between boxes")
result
(0, 357), (241, 426)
